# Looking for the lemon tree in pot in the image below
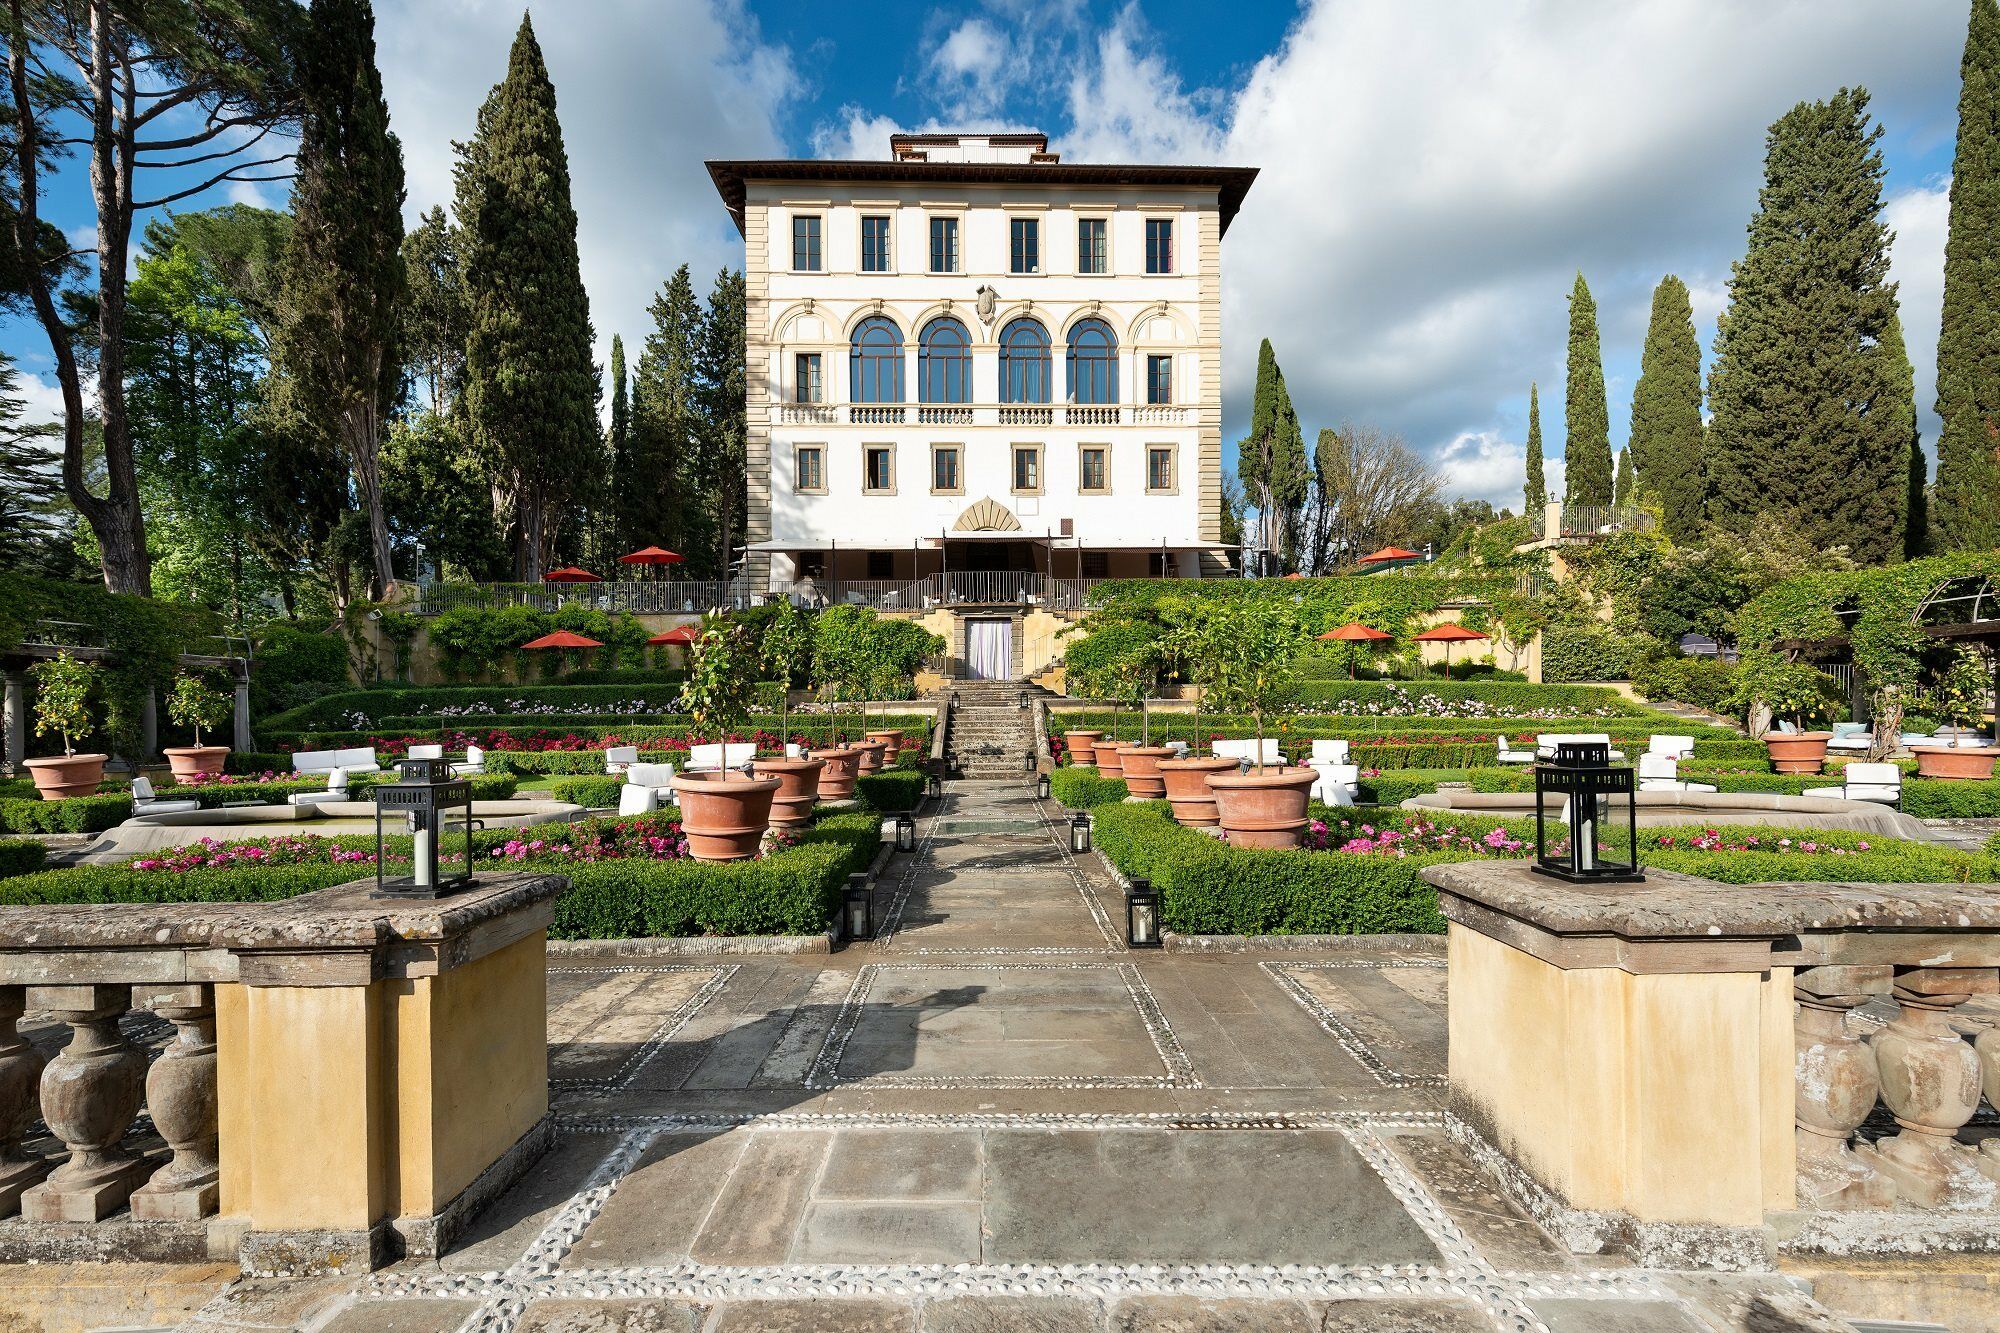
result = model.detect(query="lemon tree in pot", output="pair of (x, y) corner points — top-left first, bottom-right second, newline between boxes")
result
(1738, 652), (1841, 774)
(1911, 647), (1998, 779)
(1181, 600), (1316, 847)
(673, 623), (780, 860)
(23, 652), (107, 799)
(162, 671), (233, 779)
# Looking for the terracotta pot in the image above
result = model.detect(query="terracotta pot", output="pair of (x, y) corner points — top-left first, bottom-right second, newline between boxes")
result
(163, 745), (230, 781)
(1063, 731), (1104, 767)
(21, 753), (108, 801)
(1092, 740), (1128, 777)
(1763, 731), (1832, 775)
(670, 769), (781, 861)
(865, 730), (904, 763)
(1118, 746), (1177, 799)
(752, 756), (826, 827)
(1909, 744), (1999, 780)
(851, 739), (889, 774)
(1158, 756), (1239, 826)
(810, 747), (862, 800)
(1205, 766), (1319, 850)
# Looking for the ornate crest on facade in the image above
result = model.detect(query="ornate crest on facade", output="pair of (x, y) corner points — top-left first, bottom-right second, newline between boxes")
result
(975, 284), (998, 323)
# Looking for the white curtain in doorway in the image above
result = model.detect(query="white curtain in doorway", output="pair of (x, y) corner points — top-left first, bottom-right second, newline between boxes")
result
(966, 619), (1012, 681)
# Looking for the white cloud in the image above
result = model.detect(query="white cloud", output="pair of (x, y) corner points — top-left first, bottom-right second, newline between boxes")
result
(12, 369), (72, 427)
(1436, 429), (1530, 512)
(1886, 178), (1951, 457)
(811, 108), (902, 161)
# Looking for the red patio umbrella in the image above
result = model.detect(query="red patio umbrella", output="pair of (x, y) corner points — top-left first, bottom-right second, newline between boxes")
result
(1412, 622), (1488, 676)
(541, 567), (602, 583)
(1319, 622), (1394, 679)
(618, 546), (685, 581)
(1359, 546), (1420, 565)
(519, 630), (604, 650)
(646, 625), (701, 646)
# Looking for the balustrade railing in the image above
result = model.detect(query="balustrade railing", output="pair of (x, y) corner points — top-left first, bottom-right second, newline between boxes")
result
(998, 406), (1053, 426)
(1555, 505), (1656, 540)
(774, 574), (1105, 613)
(414, 579), (750, 616)
(765, 403), (1193, 429)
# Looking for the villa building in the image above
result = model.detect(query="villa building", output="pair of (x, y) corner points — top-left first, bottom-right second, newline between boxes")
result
(707, 133), (1256, 677)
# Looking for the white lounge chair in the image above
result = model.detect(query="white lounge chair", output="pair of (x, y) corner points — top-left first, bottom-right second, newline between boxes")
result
(1309, 739), (1351, 764)
(289, 768), (350, 808)
(1308, 761), (1359, 807)
(405, 744), (444, 762)
(1636, 753), (1716, 794)
(1536, 733), (1626, 761)
(1804, 762), (1903, 808)
(452, 745), (486, 777)
(687, 742), (755, 772)
(291, 746), (390, 778)
(1495, 736), (1536, 766)
(619, 761), (678, 814)
(1646, 735), (1695, 760)
(1211, 738), (1283, 771)
(130, 775), (200, 816)
(604, 745), (640, 775)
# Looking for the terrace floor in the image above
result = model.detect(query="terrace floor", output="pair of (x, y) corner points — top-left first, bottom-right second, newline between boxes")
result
(179, 781), (1962, 1333)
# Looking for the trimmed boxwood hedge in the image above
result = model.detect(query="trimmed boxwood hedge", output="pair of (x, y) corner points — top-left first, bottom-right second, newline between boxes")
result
(0, 840), (45, 879)
(855, 770), (924, 812)
(268, 715), (936, 756)
(159, 772), (520, 808)
(1050, 768), (1131, 809)
(1, 794), (134, 834)
(550, 776), (625, 808)
(263, 683), (697, 732)
(1263, 681), (1650, 714)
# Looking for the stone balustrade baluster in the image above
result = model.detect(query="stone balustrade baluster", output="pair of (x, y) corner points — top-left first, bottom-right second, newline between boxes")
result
(1793, 965), (1894, 1210)
(130, 985), (219, 1220)
(1866, 966), (1998, 1210)
(1978, 1023), (2000, 1186)
(0, 986), (47, 1213)
(20, 985), (149, 1222)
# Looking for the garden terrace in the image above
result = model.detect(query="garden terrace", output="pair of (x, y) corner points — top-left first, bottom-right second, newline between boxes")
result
(257, 713), (937, 763)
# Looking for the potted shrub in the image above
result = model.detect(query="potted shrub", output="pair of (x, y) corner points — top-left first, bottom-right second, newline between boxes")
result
(1062, 728), (1104, 766)
(1741, 653), (1840, 774)
(162, 671), (233, 779)
(1910, 647), (1998, 780)
(22, 652), (108, 799)
(1179, 601), (1316, 847)
(754, 603), (826, 822)
(673, 623), (780, 861)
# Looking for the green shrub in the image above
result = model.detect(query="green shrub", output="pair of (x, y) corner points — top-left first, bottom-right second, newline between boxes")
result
(157, 772), (519, 809)
(1641, 825), (2000, 884)
(1354, 768), (1534, 805)
(268, 715), (935, 755)
(224, 752), (296, 775)
(0, 840), (45, 879)
(1541, 626), (1634, 683)
(263, 683), (695, 732)
(0, 793), (134, 834)
(1050, 768), (1130, 808)
(1266, 680), (1645, 714)
(855, 770), (924, 812)
(1632, 654), (1739, 714)
(549, 776), (626, 809)
(250, 624), (352, 718)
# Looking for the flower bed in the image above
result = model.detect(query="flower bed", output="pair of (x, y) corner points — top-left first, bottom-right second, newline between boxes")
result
(159, 772), (520, 807)
(261, 715), (935, 763)
(1308, 814), (1526, 855)
(260, 683), (696, 733)
(1263, 681), (1647, 718)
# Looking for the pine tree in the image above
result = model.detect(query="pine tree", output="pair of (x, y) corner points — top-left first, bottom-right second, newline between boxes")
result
(0, 352), (74, 576)
(1236, 338), (1309, 572)
(1707, 89), (1906, 563)
(607, 334), (630, 553)
(1524, 383), (1545, 520)
(271, 0), (405, 596)
(1935, 0), (2000, 550)
(1883, 311), (1928, 558)
(401, 206), (466, 413)
(1563, 273), (1613, 509)
(455, 14), (599, 580)
(628, 265), (704, 560)
(1628, 275), (1707, 540)
(1613, 447), (1634, 510)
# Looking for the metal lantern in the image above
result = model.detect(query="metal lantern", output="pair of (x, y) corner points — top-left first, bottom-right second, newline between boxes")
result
(925, 759), (945, 801)
(1126, 877), (1161, 948)
(1532, 741), (1642, 883)
(373, 757), (475, 899)
(1022, 749), (1037, 773)
(1070, 811), (1091, 854)
(843, 872), (873, 940)
(895, 813), (916, 853)
(1036, 771), (1051, 800)
(1017, 688), (1029, 709)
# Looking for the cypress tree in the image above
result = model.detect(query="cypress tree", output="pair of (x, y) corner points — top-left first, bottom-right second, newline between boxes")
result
(1627, 275), (1707, 541)
(1613, 447), (1635, 510)
(1563, 273), (1613, 509)
(1236, 338), (1309, 572)
(1884, 311), (1928, 558)
(1934, 0), (2000, 550)
(697, 268), (747, 580)
(607, 334), (630, 551)
(1707, 89), (1906, 563)
(1524, 382), (1545, 519)
(272, 0), (405, 595)
(456, 14), (599, 580)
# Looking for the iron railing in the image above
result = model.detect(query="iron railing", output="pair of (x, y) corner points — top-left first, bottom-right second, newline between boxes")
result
(1555, 505), (1656, 540)
(415, 574), (1114, 616)
(413, 580), (752, 616)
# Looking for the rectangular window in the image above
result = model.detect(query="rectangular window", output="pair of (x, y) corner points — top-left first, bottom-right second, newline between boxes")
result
(1077, 217), (1107, 274)
(860, 215), (891, 273)
(1009, 216), (1040, 273)
(1146, 355), (1172, 405)
(867, 550), (895, 579)
(792, 214), (822, 271)
(1012, 445), (1042, 494)
(1079, 445), (1109, 495)
(864, 445), (894, 493)
(1147, 445), (1176, 493)
(1145, 217), (1173, 274)
(929, 215), (960, 272)
(795, 352), (823, 403)
(1081, 550), (1109, 579)
(794, 445), (825, 494)
(931, 444), (962, 494)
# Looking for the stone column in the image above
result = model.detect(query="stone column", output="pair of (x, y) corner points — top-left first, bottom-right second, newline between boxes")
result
(233, 674), (253, 754)
(130, 984), (219, 1220)
(1793, 965), (1894, 1209)
(140, 691), (158, 764)
(21, 985), (149, 1222)
(1980, 1027), (2000, 1186)
(1, 673), (23, 776)
(0, 986), (47, 1213)
(1869, 966), (1997, 1209)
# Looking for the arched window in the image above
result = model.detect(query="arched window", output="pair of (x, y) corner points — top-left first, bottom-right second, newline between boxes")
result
(1066, 317), (1118, 404)
(850, 316), (905, 403)
(998, 318), (1051, 404)
(918, 316), (972, 403)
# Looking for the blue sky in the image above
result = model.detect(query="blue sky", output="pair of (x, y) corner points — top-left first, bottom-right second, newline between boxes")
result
(4, 0), (1978, 511)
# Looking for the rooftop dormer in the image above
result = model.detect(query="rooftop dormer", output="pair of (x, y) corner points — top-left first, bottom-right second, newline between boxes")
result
(888, 132), (1058, 164)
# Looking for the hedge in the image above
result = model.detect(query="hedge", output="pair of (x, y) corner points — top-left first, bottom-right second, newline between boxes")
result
(1632, 654), (1738, 714)
(0, 840), (45, 879)
(1, 794), (134, 834)
(1050, 768), (1131, 809)
(159, 772), (520, 808)
(1541, 626), (1635, 683)
(268, 714), (936, 755)
(550, 776), (625, 809)
(855, 770), (924, 812)
(263, 682), (700, 732)
(1640, 826), (2000, 884)
(1657, 771), (2000, 819)
(1264, 681), (1649, 714)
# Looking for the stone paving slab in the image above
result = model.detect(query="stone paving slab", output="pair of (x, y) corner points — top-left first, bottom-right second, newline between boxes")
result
(516, 1299), (707, 1331)
(316, 1299), (482, 1332)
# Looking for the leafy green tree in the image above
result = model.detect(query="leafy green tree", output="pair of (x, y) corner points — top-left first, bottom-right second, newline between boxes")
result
(1563, 273), (1613, 509)
(1523, 382), (1545, 519)
(1628, 275), (1706, 539)
(1176, 599), (1304, 771)
(677, 621), (761, 742)
(1237, 339), (1309, 573)
(29, 651), (98, 756)
(380, 410), (504, 579)
(455, 14), (599, 580)
(1707, 89), (1908, 564)
(1934, 0), (2000, 551)
(165, 671), (232, 748)
(0, 351), (75, 576)
(627, 265), (703, 558)
(400, 206), (466, 413)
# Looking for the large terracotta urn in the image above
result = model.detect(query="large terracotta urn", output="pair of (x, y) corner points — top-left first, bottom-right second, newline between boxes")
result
(751, 755), (825, 827)
(21, 753), (108, 800)
(670, 769), (781, 861)
(1158, 755), (1239, 827)
(1063, 731), (1104, 767)
(1118, 746), (1177, 799)
(163, 745), (229, 781)
(1092, 740), (1129, 777)
(1206, 766), (1318, 850)
(1909, 744), (1999, 780)
(1763, 731), (1832, 775)
(810, 746), (862, 800)
(851, 739), (889, 774)
(865, 730), (904, 763)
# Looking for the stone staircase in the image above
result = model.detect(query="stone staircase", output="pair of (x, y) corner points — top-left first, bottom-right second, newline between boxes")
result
(943, 681), (1054, 779)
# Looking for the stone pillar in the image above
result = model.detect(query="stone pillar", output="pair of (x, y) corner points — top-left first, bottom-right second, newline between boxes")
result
(1, 673), (22, 776)
(1869, 966), (1996, 1209)
(21, 985), (149, 1222)
(140, 691), (158, 764)
(1542, 499), (1562, 542)
(131, 984), (219, 1221)
(1793, 965), (1894, 1209)
(233, 674), (253, 754)
(0, 987), (47, 1212)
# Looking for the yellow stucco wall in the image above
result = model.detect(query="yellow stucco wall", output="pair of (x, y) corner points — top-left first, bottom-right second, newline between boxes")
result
(1447, 924), (1794, 1225)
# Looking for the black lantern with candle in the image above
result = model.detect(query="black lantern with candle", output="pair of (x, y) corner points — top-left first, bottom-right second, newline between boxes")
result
(1532, 741), (1641, 883)
(373, 757), (475, 899)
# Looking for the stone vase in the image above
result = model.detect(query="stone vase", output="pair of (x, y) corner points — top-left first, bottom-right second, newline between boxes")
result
(1158, 756), (1239, 827)
(1206, 766), (1318, 849)
(669, 770), (781, 861)
(1062, 731), (1104, 767)
(1117, 746), (1177, 799)
(810, 747), (862, 800)
(162, 745), (230, 781)
(751, 756), (825, 828)
(21, 753), (107, 800)
(1908, 745), (1999, 780)
(1763, 732), (1832, 775)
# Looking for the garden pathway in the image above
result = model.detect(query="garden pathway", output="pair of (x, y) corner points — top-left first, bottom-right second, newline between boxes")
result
(189, 780), (1870, 1333)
